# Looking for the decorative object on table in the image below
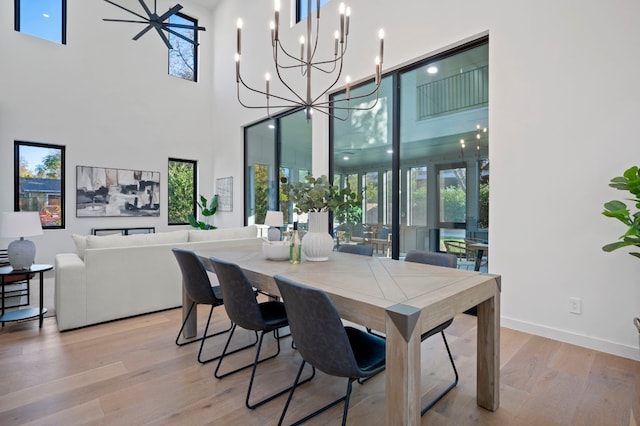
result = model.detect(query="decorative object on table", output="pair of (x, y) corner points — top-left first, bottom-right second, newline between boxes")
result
(234, 0), (385, 121)
(282, 175), (362, 261)
(216, 176), (233, 212)
(289, 222), (301, 264)
(102, 0), (206, 49)
(262, 240), (290, 261)
(264, 210), (284, 241)
(188, 194), (218, 230)
(0, 212), (43, 270)
(601, 165), (640, 350)
(76, 166), (160, 217)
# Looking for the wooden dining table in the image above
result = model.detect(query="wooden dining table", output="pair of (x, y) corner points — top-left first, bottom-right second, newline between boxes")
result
(185, 238), (501, 425)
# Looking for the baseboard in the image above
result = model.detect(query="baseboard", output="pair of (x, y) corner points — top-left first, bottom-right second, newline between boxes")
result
(501, 316), (640, 362)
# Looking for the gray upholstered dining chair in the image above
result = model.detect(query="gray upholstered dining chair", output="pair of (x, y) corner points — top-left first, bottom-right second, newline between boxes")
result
(404, 249), (459, 415)
(209, 256), (314, 410)
(172, 248), (257, 364)
(274, 274), (386, 426)
(336, 243), (374, 256)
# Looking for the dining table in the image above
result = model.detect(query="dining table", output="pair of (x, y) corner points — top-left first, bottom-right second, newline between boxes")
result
(184, 238), (501, 425)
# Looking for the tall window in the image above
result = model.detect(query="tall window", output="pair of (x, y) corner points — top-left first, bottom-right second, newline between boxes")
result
(15, 141), (65, 229)
(332, 37), (488, 258)
(245, 109), (312, 227)
(168, 158), (196, 225)
(15, 0), (66, 44)
(168, 13), (198, 82)
(296, 0), (332, 22)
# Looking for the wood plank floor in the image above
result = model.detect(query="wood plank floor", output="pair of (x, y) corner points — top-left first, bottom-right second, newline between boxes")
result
(0, 304), (638, 425)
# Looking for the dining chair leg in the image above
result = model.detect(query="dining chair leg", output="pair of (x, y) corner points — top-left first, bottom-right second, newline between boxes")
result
(420, 331), (459, 415)
(245, 330), (315, 409)
(214, 327), (280, 379)
(175, 302), (232, 347)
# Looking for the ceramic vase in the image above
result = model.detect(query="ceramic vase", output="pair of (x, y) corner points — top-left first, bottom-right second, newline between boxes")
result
(301, 211), (334, 261)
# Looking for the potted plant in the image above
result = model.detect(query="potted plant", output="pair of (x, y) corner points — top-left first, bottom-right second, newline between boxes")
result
(601, 165), (640, 348)
(281, 175), (362, 260)
(602, 166), (640, 257)
(188, 194), (219, 230)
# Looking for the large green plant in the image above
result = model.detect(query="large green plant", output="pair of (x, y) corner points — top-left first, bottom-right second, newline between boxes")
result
(281, 175), (362, 220)
(188, 194), (218, 230)
(602, 166), (640, 258)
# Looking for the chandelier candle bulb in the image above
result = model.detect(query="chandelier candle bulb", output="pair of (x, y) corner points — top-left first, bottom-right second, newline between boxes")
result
(300, 36), (305, 62)
(339, 3), (345, 43)
(345, 7), (351, 36)
(379, 29), (384, 64)
(345, 76), (351, 99)
(270, 21), (275, 46)
(274, 0), (280, 41)
(265, 73), (270, 98)
(236, 19), (242, 55)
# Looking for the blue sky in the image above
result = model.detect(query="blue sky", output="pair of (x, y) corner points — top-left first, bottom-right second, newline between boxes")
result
(19, 0), (62, 43)
(19, 145), (55, 174)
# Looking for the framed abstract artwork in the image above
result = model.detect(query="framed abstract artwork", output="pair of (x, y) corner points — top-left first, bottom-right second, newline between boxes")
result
(76, 166), (160, 217)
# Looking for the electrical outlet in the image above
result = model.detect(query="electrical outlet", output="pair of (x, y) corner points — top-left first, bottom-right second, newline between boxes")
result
(569, 297), (582, 314)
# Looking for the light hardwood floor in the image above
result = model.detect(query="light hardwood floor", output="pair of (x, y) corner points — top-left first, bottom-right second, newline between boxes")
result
(0, 303), (638, 425)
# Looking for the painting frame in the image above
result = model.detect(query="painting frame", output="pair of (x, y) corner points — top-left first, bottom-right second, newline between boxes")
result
(216, 176), (233, 212)
(76, 165), (160, 217)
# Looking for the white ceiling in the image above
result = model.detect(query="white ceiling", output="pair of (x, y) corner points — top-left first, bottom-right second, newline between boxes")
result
(186, 0), (222, 9)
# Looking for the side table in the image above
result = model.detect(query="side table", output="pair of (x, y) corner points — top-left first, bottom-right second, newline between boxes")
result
(0, 264), (52, 328)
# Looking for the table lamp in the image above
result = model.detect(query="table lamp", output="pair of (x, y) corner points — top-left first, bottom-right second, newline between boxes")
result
(264, 211), (284, 241)
(0, 211), (43, 270)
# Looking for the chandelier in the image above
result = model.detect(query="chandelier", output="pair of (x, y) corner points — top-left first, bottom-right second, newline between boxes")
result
(235, 0), (385, 121)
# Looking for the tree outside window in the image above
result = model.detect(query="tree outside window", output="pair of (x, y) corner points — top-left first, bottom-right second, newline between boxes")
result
(15, 141), (65, 229)
(168, 13), (198, 82)
(168, 158), (196, 225)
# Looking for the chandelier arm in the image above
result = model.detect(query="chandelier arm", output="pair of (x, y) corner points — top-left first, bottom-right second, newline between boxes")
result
(238, 73), (305, 107)
(103, 0), (148, 21)
(307, 36), (348, 73)
(162, 26), (197, 46)
(271, 46), (307, 105)
(309, 51), (346, 105)
(313, 81), (381, 109)
(273, 41), (305, 71)
(310, 105), (351, 122)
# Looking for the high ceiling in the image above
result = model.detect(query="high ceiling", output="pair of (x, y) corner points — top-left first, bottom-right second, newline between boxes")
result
(186, 0), (222, 9)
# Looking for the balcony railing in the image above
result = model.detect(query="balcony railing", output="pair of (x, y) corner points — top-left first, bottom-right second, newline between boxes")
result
(417, 66), (488, 120)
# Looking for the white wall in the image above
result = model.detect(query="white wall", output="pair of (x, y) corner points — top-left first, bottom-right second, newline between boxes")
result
(211, 0), (640, 360)
(0, 0), (217, 260)
(1, 0), (638, 360)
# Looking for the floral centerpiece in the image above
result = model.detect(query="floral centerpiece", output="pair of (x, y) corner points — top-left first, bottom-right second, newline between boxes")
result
(281, 175), (363, 260)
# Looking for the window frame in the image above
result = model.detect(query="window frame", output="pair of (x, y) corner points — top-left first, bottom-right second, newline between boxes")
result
(168, 12), (199, 82)
(167, 158), (197, 226)
(14, 0), (67, 45)
(295, 0), (331, 23)
(14, 141), (65, 229)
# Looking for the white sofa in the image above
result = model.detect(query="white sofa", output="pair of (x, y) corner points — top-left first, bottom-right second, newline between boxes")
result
(54, 225), (259, 331)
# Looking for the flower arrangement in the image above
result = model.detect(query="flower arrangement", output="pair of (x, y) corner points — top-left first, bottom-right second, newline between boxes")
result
(281, 174), (362, 219)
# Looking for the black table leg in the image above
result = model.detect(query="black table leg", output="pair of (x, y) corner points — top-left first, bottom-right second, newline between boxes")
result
(474, 249), (485, 272)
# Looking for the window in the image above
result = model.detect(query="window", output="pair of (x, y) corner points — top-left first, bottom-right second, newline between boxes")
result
(331, 37), (488, 258)
(245, 109), (312, 228)
(15, 0), (66, 44)
(15, 141), (65, 229)
(168, 13), (198, 82)
(296, 0), (332, 23)
(168, 158), (197, 225)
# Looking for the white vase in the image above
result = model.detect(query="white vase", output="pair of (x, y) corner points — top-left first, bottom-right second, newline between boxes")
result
(301, 211), (334, 261)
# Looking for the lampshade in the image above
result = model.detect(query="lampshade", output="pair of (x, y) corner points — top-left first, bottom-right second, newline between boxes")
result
(264, 211), (284, 242)
(0, 211), (43, 270)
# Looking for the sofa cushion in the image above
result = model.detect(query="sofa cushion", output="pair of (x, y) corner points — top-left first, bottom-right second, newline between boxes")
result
(71, 234), (88, 260)
(188, 225), (258, 242)
(86, 230), (189, 250)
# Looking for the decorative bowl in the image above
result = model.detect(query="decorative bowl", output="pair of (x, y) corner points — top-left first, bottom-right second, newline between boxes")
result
(262, 240), (289, 261)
